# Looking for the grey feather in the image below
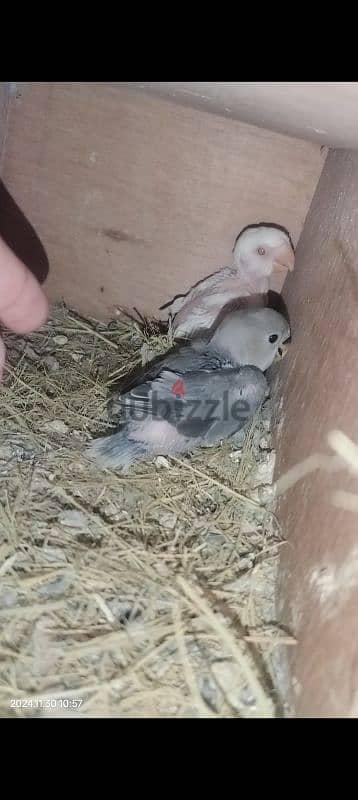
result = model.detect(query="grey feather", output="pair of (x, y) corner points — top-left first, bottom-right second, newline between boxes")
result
(119, 367), (267, 437)
(90, 424), (147, 471)
(110, 306), (289, 405)
(88, 307), (289, 471)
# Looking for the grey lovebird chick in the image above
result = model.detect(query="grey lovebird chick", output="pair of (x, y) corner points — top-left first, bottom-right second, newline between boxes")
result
(88, 307), (290, 471)
(161, 223), (294, 339)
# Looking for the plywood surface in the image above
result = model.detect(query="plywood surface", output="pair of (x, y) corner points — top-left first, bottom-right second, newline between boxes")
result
(0, 82), (10, 173)
(2, 83), (324, 320)
(275, 149), (358, 717)
(121, 82), (358, 149)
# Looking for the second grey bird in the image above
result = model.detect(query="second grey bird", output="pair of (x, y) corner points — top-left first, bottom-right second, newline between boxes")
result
(88, 307), (290, 470)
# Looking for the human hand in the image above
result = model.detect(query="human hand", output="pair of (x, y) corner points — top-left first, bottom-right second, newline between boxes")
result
(0, 235), (48, 380)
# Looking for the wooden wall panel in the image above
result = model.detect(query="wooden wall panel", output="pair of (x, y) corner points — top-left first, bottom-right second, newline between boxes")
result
(274, 149), (358, 717)
(2, 83), (324, 320)
(119, 82), (358, 150)
(0, 82), (10, 173)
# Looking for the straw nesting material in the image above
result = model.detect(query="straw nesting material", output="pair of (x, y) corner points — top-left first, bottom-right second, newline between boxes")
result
(0, 304), (294, 718)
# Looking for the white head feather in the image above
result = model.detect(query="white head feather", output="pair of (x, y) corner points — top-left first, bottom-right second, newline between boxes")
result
(233, 224), (294, 288)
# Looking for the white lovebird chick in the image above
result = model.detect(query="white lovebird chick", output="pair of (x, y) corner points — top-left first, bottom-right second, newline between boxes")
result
(161, 223), (294, 339)
(88, 307), (290, 471)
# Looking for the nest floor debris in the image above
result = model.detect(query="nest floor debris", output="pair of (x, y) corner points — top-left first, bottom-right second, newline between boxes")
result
(0, 304), (295, 718)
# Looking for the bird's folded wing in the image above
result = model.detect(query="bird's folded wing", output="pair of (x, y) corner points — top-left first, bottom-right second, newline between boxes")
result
(118, 367), (266, 441)
(159, 267), (236, 315)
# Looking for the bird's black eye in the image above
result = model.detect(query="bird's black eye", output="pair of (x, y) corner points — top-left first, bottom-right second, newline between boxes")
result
(257, 247), (266, 255)
(269, 334), (278, 344)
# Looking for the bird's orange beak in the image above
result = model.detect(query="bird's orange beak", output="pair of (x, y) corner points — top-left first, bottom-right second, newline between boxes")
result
(272, 243), (295, 273)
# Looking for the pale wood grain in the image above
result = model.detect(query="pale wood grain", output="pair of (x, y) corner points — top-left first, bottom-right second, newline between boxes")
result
(2, 83), (324, 320)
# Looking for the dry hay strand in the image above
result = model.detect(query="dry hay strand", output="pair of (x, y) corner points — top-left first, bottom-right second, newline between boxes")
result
(0, 303), (293, 718)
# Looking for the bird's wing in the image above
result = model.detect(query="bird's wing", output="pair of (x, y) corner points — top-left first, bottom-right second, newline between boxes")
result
(114, 342), (228, 394)
(106, 339), (230, 422)
(159, 267), (237, 316)
(118, 366), (267, 441)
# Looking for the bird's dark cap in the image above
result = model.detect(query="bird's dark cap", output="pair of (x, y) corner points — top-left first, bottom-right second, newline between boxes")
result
(232, 222), (295, 254)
